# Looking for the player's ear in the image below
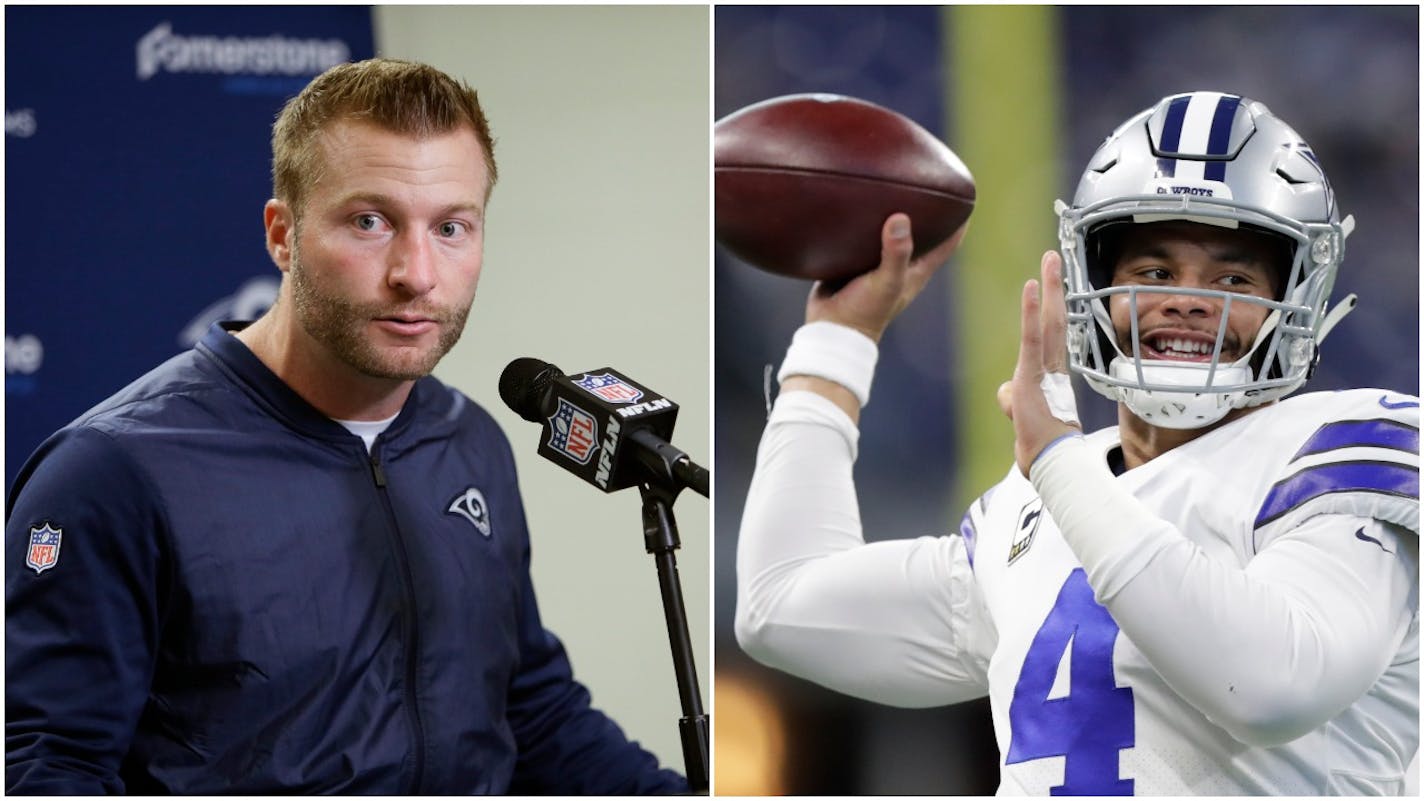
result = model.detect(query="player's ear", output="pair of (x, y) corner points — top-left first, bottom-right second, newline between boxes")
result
(264, 199), (296, 273)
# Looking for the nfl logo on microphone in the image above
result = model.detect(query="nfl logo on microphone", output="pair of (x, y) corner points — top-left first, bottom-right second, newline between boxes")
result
(547, 398), (599, 465)
(26, 523), (62, 574)
(575, 373), (643, 404)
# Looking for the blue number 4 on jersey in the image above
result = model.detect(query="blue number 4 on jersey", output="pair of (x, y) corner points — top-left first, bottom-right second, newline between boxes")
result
(1007, 568), (1135, 795)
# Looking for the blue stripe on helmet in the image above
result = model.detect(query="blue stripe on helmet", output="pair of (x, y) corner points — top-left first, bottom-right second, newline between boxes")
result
(1202, 95), (1241, 181)
(1292, 419), (1420, 462)
(1205, 95), (1242, 155)
(1155, 157), (1176, 178)
(1254, 461), (1420, 528)
(1158, 95), (1191, 153)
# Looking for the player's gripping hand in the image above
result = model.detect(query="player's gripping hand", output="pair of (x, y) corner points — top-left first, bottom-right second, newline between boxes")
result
(998, 250), (1082, 476)
(782, 214), (964, 422)
(806, 213), (966, 343)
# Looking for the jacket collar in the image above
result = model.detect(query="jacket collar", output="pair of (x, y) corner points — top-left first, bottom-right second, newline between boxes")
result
(197, 321), (421, 445)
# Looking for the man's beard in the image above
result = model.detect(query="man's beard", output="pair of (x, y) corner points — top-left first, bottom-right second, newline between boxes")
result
(288, 245), (471, 381)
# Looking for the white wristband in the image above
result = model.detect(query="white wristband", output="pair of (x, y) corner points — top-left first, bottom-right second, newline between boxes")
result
(777, 321), (879, 408)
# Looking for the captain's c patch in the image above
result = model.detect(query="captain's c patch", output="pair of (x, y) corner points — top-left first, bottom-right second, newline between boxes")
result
(1008, 500), (1042, 566)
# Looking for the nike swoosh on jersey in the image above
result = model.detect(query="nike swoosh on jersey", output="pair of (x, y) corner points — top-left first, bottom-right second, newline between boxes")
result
(1378, 395), (1419, 410)
(1355, 527), (1394, 554)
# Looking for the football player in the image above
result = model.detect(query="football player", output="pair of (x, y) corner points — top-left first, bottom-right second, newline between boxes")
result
(734, 91), (1419, 794)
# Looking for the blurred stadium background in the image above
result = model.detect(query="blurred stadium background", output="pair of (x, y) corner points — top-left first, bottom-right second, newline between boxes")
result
(714, 5), (1418, 795)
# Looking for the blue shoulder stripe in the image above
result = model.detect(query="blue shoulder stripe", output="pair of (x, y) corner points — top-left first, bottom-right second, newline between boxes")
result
(1291, 418), (1420, 462)
(1255, 460), (1419, 528)
(959, 490), (994, 570)
(959, 509), (977, 569)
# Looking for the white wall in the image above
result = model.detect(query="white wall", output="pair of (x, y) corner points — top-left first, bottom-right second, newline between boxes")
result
(373, 5), (710, 776)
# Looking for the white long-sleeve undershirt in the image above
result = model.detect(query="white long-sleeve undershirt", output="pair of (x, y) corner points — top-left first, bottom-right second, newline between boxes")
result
(735, 391), (994, 706)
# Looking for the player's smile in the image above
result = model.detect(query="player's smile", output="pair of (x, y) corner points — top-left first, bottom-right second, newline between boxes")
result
(1107, 222), (1278, 371)
(1136, 325), (1240, 363)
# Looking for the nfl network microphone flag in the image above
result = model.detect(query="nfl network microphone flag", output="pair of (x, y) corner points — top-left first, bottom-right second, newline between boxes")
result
(536, 369), (679, 493)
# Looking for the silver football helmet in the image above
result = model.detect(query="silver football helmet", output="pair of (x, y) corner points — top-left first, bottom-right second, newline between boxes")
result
(1057, 91), (1356, 429)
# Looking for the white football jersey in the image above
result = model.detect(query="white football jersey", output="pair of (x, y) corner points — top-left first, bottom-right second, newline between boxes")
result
(738, 387), (1419, 794)
(962, 389), (1419, 794)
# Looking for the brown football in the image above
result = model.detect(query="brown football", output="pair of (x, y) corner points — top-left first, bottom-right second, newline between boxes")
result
(715, 93), (975, 282)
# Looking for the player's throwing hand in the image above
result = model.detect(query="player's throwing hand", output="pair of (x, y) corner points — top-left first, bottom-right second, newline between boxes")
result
(806, 213), (966, 344)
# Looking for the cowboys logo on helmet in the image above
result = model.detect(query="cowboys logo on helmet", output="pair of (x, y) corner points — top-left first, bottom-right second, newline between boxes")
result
(1057, 90), (1357, 429)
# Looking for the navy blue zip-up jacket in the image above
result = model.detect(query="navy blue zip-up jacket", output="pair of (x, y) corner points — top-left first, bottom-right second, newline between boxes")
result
(5, 322), (687, 794)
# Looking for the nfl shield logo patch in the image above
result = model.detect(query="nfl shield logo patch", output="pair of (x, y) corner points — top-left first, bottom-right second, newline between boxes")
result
(547, 398), (599, 465)
(574, 372), (643, 404)
(26, 523), (62, 574)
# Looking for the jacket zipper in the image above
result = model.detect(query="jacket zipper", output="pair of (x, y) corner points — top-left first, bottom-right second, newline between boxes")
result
(369, 450), (427, 793)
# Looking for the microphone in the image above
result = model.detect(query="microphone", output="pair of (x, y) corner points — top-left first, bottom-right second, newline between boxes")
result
(498, 357), (709, 497)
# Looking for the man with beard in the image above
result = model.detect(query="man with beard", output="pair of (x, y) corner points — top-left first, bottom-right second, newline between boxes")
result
(5, 59), (686, 795)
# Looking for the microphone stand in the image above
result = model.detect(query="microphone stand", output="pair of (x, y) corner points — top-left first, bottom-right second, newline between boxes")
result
(634, 439), (709, 794)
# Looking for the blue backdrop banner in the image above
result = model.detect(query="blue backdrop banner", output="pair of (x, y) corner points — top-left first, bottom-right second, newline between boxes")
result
(6, 7), (375, 489)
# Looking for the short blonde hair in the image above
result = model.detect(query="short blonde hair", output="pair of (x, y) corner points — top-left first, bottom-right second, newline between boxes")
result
(271, 58), (497, 214)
